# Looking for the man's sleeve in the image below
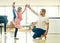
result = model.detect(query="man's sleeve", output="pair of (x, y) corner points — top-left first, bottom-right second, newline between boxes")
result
(46, 17), (49, 23)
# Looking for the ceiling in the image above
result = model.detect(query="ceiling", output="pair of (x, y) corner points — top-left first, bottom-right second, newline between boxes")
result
(0, 0), (60, 6)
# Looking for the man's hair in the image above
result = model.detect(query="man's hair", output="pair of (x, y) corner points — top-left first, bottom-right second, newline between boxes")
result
(41, 9), (46, 12)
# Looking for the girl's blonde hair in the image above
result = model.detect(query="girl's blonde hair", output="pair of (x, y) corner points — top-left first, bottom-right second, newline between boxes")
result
(17, 7), (22, 11)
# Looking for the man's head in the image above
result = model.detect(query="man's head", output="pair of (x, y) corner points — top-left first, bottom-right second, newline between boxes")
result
(40, 9), (46, 17)
(17, 7), (22, 12)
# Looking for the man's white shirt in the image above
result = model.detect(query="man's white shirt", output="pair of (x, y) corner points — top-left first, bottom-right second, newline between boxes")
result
(35, 15), (49, 30)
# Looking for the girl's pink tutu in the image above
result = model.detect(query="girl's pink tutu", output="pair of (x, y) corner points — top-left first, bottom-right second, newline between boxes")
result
(12, 18), (22, 29)
(12, 12), (22, 29)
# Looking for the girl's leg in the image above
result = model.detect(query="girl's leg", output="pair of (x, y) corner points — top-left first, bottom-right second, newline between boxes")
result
(14, 28), (19, 39)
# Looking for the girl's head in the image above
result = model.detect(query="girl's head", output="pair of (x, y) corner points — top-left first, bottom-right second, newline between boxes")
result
(40, 9), (46, 17)
(17, 7), (22, 12)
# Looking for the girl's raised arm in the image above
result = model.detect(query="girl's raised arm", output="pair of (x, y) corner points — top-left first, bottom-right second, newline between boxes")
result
(21, 5), (27, 14)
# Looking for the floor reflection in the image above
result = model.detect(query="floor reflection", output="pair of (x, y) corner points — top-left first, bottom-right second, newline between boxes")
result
(0, 32), (60, 43)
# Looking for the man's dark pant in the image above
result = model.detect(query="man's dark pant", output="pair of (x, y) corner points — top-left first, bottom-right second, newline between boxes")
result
(32, 28), (46, 39)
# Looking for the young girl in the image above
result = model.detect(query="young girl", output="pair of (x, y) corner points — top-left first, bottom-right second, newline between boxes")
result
(12, 2), (27, 39)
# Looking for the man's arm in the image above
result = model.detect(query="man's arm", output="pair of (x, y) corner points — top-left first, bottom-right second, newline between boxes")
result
(46, 23), (49, 32)
(44, 23), (49, 36)
(30, 21), (38, 28)
(45, 18), (49, 35)
(27, 5), (39, 16)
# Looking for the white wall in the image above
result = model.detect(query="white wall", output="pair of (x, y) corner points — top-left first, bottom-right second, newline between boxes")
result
(49, 19), (60, 33)
(0, 0), (60, 6)
(0, 0), (60, 33)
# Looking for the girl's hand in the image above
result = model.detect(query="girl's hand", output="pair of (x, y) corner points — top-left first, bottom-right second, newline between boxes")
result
(25, 4), (30, 8)
(27, 5), (30, 8)
(25, 4), (27, 9)
(25, 4), (27, 7)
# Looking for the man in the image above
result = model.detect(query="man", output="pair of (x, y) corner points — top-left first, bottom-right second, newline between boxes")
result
(27, 5), (49, 39)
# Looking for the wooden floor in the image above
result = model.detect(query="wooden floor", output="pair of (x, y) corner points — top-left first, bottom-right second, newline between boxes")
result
(0, 27), (60, 43)
(2, 27), (32, 32)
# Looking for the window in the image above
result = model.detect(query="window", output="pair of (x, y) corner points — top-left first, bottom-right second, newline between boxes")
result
(27, 7), (38, 24)
(27, 6), (59, 24)
(5, 7), (13, 23)
(0, 7), (5, 15)
(5, 7), (26, 25)
(0, 6), (59, 25)
(38, 7), (58, 17)
(59, 7), (60, 17)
